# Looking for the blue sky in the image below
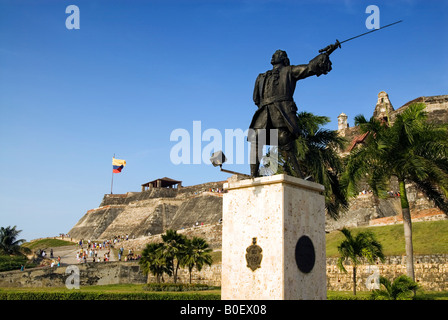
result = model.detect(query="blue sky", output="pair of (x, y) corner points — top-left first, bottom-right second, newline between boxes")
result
(0, 0), (447, 241)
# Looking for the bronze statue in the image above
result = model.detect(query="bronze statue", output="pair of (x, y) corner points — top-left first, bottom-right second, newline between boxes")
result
(248, 48), (335, 177)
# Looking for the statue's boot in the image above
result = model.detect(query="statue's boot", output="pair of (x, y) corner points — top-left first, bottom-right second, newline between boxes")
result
(280, 143), (305, 179)
(250, 163), (260, 178)
(250, 137), (261, 177)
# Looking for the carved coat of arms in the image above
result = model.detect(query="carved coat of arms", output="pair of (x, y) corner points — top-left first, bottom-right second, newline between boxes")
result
(245, 237), (263, 271)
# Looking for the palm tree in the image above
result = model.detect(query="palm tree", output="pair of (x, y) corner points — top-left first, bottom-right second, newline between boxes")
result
(344, 103), (448, 280)
(139, 242), (173, 283)
(337, 228), (385, 295)
(181, 237), (213, 284)
(370, 275), (419, 300)
(161, 229), (187, 283)
(0, 226), (26, 255)
(261, 111), (349, 218)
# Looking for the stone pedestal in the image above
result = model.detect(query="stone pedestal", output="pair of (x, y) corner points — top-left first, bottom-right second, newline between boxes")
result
(221, 174), (326, 300)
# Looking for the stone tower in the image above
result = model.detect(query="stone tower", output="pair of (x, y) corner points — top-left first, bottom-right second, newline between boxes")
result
(373, 91), (394, 123)
(337, 112), (348, 135)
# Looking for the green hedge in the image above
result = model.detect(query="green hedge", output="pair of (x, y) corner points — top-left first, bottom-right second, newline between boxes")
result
(143, 283), (219, 292)
(0, 291), (220, 300)
(327, 295), (370, 300)
(1, 291), (444, 300)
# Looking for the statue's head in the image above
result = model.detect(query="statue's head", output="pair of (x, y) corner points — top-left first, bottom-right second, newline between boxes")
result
(271, 50), (290, 66)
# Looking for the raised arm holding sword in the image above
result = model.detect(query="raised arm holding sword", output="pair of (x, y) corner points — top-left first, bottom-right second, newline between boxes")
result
(248, 20), (403, 178)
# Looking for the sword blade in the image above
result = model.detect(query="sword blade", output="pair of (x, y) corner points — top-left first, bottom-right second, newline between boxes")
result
(340, 20), (403, 45)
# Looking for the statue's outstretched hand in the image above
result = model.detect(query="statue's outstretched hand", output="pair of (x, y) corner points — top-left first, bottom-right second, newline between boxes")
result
(309, 53), (332, 77)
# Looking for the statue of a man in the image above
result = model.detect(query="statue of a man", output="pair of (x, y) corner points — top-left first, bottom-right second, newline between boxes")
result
(248, 49), (334, 177)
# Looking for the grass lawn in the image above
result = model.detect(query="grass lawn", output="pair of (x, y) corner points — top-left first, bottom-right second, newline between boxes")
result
(22, 238), (76, 250)
(207, 220), (448, 262)
(326, 220), (448, 257)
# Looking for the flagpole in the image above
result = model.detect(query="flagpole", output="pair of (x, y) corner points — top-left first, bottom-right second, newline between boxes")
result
(111, 154), (115, 194)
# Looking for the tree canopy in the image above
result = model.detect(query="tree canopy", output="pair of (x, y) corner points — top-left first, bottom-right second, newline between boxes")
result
(0, 225), (26, 255)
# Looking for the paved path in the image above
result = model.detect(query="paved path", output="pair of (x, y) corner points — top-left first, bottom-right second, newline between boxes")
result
(46, 245), (117, 266)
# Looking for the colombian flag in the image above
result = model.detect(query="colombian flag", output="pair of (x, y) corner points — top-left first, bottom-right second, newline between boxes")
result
(112, 158), (126, 173)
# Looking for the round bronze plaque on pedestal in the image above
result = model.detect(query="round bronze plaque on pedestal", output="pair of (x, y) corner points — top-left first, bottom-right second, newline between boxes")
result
(295, 235), (315, 273)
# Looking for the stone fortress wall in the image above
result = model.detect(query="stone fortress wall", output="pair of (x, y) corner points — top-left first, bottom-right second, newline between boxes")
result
(68, 181), (225, 240)
(330, 92), (448, 229)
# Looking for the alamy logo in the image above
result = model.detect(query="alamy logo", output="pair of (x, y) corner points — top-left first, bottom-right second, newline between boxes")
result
(65, 265), (80, 289)
(66, 5), (80, 30)
(365, 265), (380, 290)
(169, 121), (278, 172)
(365, 5), (380, 30)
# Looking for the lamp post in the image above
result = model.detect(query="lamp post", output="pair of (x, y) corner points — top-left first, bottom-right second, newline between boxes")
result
(210, 151), (251, 179)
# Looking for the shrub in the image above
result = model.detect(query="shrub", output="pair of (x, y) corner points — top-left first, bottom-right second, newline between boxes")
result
(370, 275), (419, 300)
(0, 291), (220, 300)
(0, 255), (37, 272)
(142, 283), (218, 292)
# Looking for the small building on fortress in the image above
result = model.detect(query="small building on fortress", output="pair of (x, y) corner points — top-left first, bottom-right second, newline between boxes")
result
(141, 177), (182, 191)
